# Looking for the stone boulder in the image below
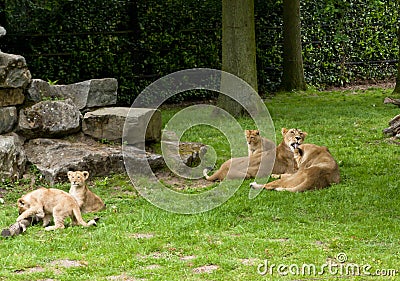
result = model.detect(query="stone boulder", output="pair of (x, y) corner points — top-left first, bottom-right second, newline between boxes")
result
(0, 88), (24, 106)
(82, 107), (161, 144)
(0, 107), (17, 134)
(17, 99), (82, 139)
(0, 52), (31, 89)
(24, 137), (164, 184)
(0, 133), (26, 181)
(27, 78), (118, 110)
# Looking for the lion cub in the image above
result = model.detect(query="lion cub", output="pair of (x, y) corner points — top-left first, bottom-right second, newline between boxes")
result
(68, 171), (106, 213)
(245, 129), (275, 156)
(17, 188), (97, 231)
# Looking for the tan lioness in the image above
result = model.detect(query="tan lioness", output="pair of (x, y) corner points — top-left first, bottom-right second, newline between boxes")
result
(203, 151), (275, 181)
(17, 188), (97, 231)
(250, 143), (340, 192)
(245, 129), (275, 156)
(203, 130), (275, 181)
(68, 171), (106, 213)
(272, 128), (307, 175)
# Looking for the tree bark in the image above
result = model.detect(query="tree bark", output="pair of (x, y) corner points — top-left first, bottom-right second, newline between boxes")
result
(393, 0), (400, 94)
(218, 0), (257, 117)
(281, 0), (307, 91)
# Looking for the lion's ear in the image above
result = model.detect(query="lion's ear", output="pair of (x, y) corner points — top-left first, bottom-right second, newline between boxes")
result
(255, 130), (260, 135)
(281, 128), (288, 135)
(82, 171), (90, 180)
(17, 198), (25, 207)
(67, 171), (74, 178)
(303, 131), (308, 138)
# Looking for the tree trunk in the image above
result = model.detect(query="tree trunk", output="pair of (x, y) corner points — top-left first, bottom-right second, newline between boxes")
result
(218, 0), (257, 117)
(281, 0), (307, 91)
(393, 0), (400, 94)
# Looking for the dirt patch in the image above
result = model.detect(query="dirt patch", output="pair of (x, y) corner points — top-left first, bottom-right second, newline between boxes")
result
(155, 170), (212, 190)
(192, 264), (219, 274)
(145, 264), (161, 270)
(14, 266), (45, 274)
(50, 259), (86, 268)
(180, 255), (196, 261)
(240, 258), (260, 266)
(129, 233), (154, 239)
(107, 273), (146, 281)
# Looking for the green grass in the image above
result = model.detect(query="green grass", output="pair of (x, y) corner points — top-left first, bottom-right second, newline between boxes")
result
(1, 88), (400, 280)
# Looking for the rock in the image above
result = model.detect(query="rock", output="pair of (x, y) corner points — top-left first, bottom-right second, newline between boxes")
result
(0, 52), (31, 88)
(124, 108), (162, 144)
(0, 88), (25, 106)
(0, 107), (17, 134)
(24, 137), (164, 183)
(17, 99), (82, 139)
(26, 79), (52, 102)
(82, 107), (161, 143)
(0, 133), (26, 181)
(26, 78), (118, 110)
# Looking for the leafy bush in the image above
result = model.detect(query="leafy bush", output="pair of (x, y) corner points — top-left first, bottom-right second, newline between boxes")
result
(0, 0), (397, 104)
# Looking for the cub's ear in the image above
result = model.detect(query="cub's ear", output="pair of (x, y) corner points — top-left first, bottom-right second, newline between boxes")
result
(67, 171), (74, 178)
(17, 198), (25, 207)
(281, 128), (288, 135)
(255, 130), (260, 135)
(302, 131), (308, 138)
(82, 171), (90, 179)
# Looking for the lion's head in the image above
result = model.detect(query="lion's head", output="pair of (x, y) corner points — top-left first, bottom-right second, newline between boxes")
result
(282, 128), (307, 151)
(68, 171), (90, 188)
(245, 129), (261, 146)
(17, 197), (29, 215)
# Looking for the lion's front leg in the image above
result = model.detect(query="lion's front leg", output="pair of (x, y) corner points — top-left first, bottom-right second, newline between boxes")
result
(17, 207), (43, 222)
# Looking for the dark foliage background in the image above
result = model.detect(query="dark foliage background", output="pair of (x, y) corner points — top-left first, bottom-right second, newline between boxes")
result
(0, 0), (397, 105)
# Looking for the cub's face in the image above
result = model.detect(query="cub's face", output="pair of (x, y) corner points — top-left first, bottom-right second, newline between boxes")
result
(68, 171), (89, 188)
(282, 128), (307, 151)
(245, 130), (261, 146)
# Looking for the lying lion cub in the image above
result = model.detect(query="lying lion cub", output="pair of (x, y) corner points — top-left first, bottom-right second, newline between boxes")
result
(17, 188), (97, 231)
(250, 143), (340, 192)
(68, 171), (106, 213)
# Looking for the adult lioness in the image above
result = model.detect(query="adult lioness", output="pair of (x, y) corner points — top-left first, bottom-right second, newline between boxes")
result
(203, 130), (275, 181)
(68, 171), (106, 213)
(250, 143), (340, 192)
(17, 188), (97, 231)
(272, 128), (307, 175)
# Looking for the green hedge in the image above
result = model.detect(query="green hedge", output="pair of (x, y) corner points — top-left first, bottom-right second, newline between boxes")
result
(0, 0), (397, 104)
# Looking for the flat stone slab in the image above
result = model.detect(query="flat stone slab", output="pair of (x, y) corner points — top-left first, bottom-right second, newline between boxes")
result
(27, 78), (117, 110)
(24, 137), (164, 184)
(17, 99), (82, 139)
(83, 107), (161, 143)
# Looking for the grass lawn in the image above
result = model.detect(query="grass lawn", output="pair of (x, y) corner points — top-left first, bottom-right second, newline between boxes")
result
(0, 88), (399, 280)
